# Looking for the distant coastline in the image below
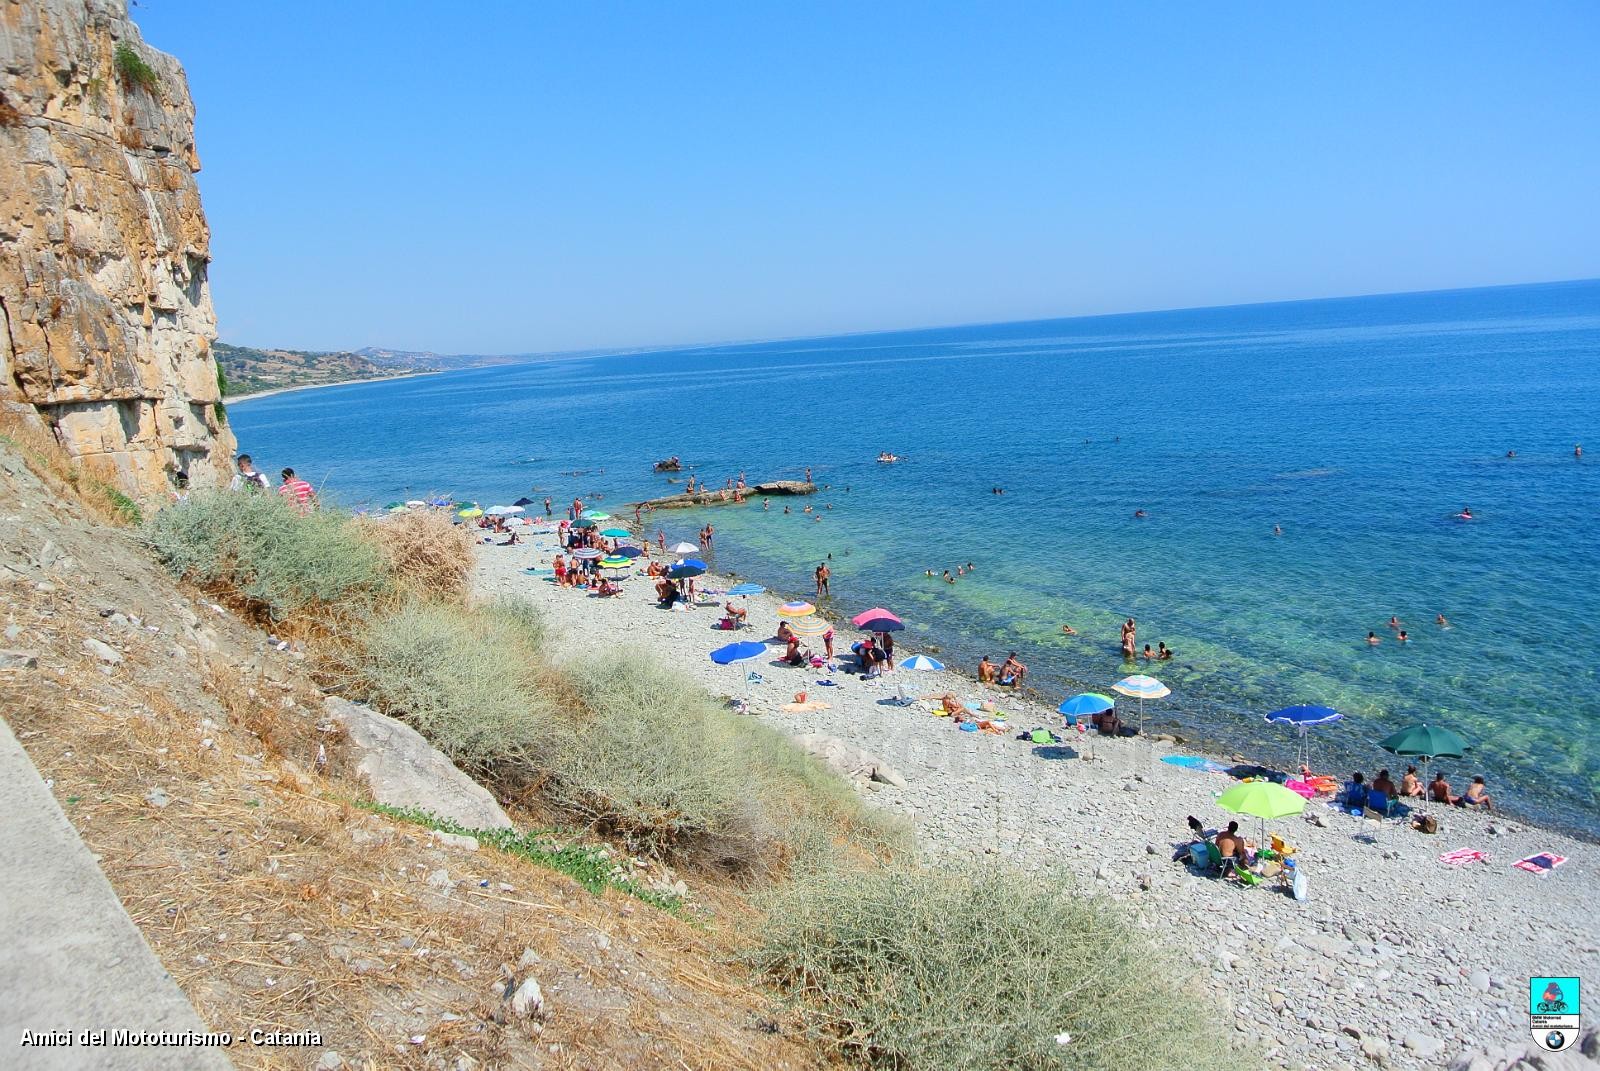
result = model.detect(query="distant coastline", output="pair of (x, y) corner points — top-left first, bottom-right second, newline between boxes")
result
(225, 370), (443, 405)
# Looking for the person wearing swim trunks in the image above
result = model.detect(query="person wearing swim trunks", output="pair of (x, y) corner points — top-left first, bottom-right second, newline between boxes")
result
(1462, 776), (1493, 811)
(999, 652), (1027, 687)
(977, 656), (996, 684)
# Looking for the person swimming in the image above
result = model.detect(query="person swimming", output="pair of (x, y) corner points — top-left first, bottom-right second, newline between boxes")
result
(1061, 624), (1077, 636)
(1397, 630), (1409, 643)
(1158, 642), (1173, 660)
(1436, 613), (1450, 628)
(1458, 506), (1473, 519)
(1388, 616), (1402, 630)
(1133, 509), (1147, 519)
(1273, 524), (1282, 536)
(1366, 631), (1381, 645)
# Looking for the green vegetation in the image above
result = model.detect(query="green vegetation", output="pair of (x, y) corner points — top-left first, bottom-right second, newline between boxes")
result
(749, 862), (1233, 1071)
(213, 341), (428, 396)
(113, 42), (161, 94)
(215, 364), (230, 424)
(142, 490), (389, 619)
(98, 484), (143, 526)
(354, 800), (683, 912)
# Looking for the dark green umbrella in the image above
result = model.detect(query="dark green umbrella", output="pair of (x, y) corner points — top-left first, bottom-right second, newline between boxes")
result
(570, 518), (597, 529)
(1379, 723), (1468, 762)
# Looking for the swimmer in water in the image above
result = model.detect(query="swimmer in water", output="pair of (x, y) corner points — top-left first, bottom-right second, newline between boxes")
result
(1388, 615), (1402, 630)
(1577, 444), (1583, 458)
(1157, 641), (1173, 660)
(1397, 630), (1409, 643)
(943, 570), (955, 584)
(1367, 631), (1381, 646)
(1506, 450), (1516, 458)
(1061, 624), (1077, 635)
(1436, 613), (1450, 628)
(1134, 509), (1147, 519)
(1273, 524), (1282, 536)
(1458, 506), (1473, 519)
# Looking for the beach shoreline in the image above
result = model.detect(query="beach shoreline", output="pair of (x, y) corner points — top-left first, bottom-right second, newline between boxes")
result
(225, 369), (443, 405)
(466, 518), (1599, 1070)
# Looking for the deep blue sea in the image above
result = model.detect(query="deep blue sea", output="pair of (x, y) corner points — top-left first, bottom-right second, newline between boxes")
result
(233, 280), (1600, 834)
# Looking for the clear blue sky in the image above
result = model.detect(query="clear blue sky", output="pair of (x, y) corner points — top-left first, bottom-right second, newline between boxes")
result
(133, 1), (1600, 354)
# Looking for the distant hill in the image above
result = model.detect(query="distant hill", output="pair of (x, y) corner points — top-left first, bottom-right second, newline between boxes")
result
(354, 347), (524, 371)
(214, 342), (434, 398)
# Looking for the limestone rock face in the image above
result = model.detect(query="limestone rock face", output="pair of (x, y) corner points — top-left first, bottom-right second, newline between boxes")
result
(0, 0), (235, 498)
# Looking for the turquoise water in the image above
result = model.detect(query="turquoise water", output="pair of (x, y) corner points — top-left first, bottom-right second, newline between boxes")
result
(232, 280), (1600, 834)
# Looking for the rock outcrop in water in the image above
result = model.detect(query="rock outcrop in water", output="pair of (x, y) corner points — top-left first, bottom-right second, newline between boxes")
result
(629, 480), (816, 510)
(0, 0), (234, 497)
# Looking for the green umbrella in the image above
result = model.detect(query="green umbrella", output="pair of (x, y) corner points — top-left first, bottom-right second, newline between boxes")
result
(1216, 780), (1307, 847)
(570, 518), (596, 529)
(1379, 724), (1467, 763)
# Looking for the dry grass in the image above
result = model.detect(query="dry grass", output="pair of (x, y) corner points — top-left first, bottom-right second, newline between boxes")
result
(0, 407), (144, 526)
(356, 510), (477, 601)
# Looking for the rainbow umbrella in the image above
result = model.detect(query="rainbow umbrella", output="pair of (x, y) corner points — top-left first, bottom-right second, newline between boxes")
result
(776, 600), (816, 618)
(599, 556), (632, 570)
(789, 616), (832, 637)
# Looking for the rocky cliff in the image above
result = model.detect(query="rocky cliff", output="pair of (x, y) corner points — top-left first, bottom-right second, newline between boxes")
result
(0, 0), (234, 497)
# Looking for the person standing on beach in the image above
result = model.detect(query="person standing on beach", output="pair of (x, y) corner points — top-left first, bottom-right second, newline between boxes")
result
(542, 496), (552, 516)
(815, 562), (830, 599)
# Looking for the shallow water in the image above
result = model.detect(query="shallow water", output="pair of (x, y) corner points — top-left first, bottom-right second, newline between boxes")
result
(232, 279), (1600, 833)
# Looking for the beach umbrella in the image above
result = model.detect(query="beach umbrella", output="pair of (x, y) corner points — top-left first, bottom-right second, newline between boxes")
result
(668, 560), (707, 579)
(851, 608), (902, 628)
(1266, 704), (1344, 771)
(728, 583), (766, 596)
(710, 639), (769, 702)
(571, 518), (597, 530)
(1112, 674), (1170, 740)
(670, 541), (700, 555)
(383, 501), (404, 510)
(582, 510), (610, 520)
(600, 527), (631, 538)
(789, 616), (832, 637)
(570, 548), (602, 560)
(457, 507), (483, 519)
(1379, 724), (1468, 765)
(900, 654), (944, 672)
(599, 556), (632, 570)
(613, 545), (644, 559)
(1216, 779), (1308, 846)
(776, 600), (816, 618)
(512, 497), (536, 507)
(486, 505), (525, 516)
(1059, 693), (1114, 717)
(858, 616), (905, 633)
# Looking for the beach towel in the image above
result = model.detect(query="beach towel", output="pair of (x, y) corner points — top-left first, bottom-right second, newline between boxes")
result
(1512, 852), (1567, 874)
(779, 701), (832, 713)
(1438, 848), (1488, 867)
(958, 721), (979, 732)
(1162, 755), (1230, 774)
(1284, 779), (1318, 798)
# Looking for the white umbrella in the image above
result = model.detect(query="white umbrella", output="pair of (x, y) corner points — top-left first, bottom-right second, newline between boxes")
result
(485, 505), (525, 516)
(1112, 674), (1170, 741)
(670, 541), (700, 555)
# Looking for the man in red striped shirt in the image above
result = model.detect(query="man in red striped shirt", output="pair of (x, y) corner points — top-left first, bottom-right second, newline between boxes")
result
(278, 468), (316, 513)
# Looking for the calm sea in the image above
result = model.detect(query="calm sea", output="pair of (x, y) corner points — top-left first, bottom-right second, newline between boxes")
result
(232, 280), (1600, 834)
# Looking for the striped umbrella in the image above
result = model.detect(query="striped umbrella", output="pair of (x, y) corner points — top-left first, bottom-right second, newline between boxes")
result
(789, 616), (832, 637)
(1112, 674), (1170, 739)
(570, 548), (602, 560)
(900, 654), (943, 671)
(776, 600), (816, 618)
(598, 556), (632, 570)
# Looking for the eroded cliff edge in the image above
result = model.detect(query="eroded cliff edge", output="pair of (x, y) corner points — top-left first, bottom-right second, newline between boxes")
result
(0, 0), (234, 498)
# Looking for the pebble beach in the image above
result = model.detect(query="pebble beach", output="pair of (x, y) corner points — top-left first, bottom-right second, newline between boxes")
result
(471, 525), (1598, 1071)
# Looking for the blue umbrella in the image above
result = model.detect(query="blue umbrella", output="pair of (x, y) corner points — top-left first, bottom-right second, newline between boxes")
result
(711, 640), (769, 702)
(1266, 705), (1344, 770)
(727, 583), (766, 596)
(899, 654), (944, 671)
(1059, 693), (1115, 716)
(710, 641), (767, 665)
(612, 545), (644, 559)
(857, 616), (904, 633)
(668, 559), (707, 579)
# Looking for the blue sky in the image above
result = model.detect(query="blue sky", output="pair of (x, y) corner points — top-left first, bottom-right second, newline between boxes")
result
(133, 1), (1600, 354)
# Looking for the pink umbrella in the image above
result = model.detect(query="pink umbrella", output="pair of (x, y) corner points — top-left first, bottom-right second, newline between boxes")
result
(851, 607), (901, 628)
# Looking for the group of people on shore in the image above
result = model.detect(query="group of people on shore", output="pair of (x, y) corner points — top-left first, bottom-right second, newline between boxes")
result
(212, 452), (315, 513)
(1343, 767), (1493, 811)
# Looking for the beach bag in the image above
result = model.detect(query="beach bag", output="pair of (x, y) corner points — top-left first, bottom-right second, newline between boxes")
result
(1415, 814), (1438, 834)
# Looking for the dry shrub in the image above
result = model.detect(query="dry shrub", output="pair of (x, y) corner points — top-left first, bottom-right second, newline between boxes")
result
(750, 861), (1234, 1071)
(356, 510), (476, 600)
(0, 95), (22, 127)
(0, 408), (143, 526)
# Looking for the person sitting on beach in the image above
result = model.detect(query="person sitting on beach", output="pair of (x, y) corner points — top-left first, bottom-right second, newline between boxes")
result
(776, 621), (795, 644)
(1157, 642), (1173, 660)
(1343, 771), (1369, 811)
(977, 656), (996, 683)
(655, 577), (679, 608)
(937, 693), (971, 718)
(998, 652), (1027, 687)
(597, 578), (622, 597)
(784, 634), (808, 666)
(1461, 776), (1493, 811)
(724, 600), (747, 624)
(499, 529), (520, 546)
(1372, 769), (1398, 799)
(1429, 772), (1459, 806)
(1400, 765), (1424, 798)
(1214, 821), (1249, 873)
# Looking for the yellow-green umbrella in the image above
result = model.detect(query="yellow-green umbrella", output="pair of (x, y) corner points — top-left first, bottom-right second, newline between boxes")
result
(457, 507), (483, 519)
(599, 556), (631, 570)
(1216, 780), (1307, 846)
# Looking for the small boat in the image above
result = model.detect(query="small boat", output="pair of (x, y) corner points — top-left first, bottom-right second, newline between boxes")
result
(876, 452), (904, 464)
